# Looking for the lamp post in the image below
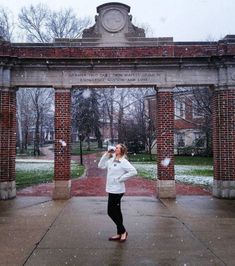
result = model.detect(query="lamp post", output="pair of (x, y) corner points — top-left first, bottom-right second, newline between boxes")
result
(78, 134), (84, 165)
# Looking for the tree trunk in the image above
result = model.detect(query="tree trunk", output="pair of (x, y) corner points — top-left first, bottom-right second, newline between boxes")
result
(34, 112), (40, 156)
(16, 102), (24, 153)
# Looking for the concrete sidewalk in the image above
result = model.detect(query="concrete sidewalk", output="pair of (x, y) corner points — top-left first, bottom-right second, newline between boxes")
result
(0, 196), (235, 266)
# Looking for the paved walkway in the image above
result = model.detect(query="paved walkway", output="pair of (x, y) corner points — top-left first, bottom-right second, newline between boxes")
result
(1, 196), (235, 266)
(6, 147), (233, 265)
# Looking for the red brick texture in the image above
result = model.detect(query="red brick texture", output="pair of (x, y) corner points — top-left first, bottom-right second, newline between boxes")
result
(1, 42), (235, 58)
(54, 89), (71, 181)
(0, 88), (16, 182)
(156, 90), (175, 180)
(212, 89), (235, 181)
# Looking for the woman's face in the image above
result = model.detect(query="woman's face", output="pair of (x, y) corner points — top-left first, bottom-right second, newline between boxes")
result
(115, 145), (122, 156)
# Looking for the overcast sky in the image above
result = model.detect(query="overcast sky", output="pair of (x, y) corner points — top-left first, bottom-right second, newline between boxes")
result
(2, 0), (235, 41)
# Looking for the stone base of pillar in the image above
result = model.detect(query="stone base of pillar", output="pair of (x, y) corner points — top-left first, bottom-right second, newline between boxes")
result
(157, 180), (176, 199)
(213, 180), (235, 199)
(0, 181), (16, 200)
(52, 180), (71, 200)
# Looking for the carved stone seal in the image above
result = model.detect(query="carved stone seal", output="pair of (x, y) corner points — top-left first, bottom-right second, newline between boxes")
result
(101, 8), (126, 32)
(231, 72), (235, 80)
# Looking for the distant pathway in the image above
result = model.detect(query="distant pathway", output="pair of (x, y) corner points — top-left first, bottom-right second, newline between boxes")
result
(17, 147), (211, 197)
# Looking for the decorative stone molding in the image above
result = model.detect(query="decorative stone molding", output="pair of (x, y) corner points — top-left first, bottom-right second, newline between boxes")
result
(82, 2), (145, 45)
(0, 181), (16, 200)
(0, 67), (11, 87)
(213, 180), (235, 199)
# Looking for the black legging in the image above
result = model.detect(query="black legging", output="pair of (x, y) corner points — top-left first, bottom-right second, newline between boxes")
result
(107, 193), (126, 235)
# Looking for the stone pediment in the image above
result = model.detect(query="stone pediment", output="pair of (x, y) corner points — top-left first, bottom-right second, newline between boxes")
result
(54, 2), (173, 47)
(82, 2), (145, 46)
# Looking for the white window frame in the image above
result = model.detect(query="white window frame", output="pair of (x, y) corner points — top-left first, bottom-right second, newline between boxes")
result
(175, 99), (185, 119)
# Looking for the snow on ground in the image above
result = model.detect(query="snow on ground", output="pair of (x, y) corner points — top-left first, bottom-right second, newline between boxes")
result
(133, 163), (213, 187)
(16, 160), (54, 171)
(16, 159), (213, 187)
(16, 159), (75, 171)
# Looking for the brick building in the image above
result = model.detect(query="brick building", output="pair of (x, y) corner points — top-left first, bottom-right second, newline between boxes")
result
(145, 87), (211, 155)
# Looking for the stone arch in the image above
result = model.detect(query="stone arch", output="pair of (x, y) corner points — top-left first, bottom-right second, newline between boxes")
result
(1, 2), (235, 199)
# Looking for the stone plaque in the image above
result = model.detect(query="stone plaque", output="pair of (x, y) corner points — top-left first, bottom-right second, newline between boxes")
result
(11, 69), (166, 87)
(66, 70), (165, 86)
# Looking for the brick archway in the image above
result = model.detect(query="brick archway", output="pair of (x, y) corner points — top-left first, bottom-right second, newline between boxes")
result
(1, 2), (235, 200)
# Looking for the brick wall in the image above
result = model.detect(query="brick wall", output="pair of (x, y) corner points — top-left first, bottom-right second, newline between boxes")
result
(0, 88), (16, 183)
(212, 89), (235, 181)
(1, 42), (235, 59)
(156, 90), (175, 180)
(54, 89), (71, 181)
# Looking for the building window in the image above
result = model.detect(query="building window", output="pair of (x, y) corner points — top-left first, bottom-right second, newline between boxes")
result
(176, 133), (185, 147)
(175, 99), (185, 119)
(194, 132), (205, 147)
(192, 100), (203, 118)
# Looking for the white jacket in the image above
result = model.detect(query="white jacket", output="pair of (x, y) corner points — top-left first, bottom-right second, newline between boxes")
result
(98, 153), (137, 194)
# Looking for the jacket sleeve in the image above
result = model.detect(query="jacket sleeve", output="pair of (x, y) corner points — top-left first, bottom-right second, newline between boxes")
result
(118, 159), (137, 182)
(98, 153), (110, 169)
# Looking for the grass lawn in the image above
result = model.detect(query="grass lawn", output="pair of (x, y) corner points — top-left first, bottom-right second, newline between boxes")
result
(186, 168), (213, 176)
(16, 163), (85, 189)
(128, 153), (213, 166)
(136, 167), (213, 179)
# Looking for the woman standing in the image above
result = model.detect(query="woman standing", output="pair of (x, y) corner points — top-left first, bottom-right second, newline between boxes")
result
(98, 143), (137, 242)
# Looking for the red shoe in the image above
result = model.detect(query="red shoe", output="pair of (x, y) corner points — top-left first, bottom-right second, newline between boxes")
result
(108, 235), (121, 241)
(119, 232), (128, 242)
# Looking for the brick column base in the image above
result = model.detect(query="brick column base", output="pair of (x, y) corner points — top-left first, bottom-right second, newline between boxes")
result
(157, 180), (176, 198)
(53, 180), (71, 200)
(0, 181), (16, 200)
(213, 180), (235, 198)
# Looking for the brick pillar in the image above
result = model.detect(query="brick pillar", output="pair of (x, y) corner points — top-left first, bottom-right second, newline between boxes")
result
(0, 88), (17, 200)
(212, 88), (235, 198)
(53, 88), (71, 199)
(156, 88), (176, 198)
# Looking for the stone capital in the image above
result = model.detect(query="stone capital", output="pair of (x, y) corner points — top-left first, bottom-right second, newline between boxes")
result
(54, 87), (72, 92)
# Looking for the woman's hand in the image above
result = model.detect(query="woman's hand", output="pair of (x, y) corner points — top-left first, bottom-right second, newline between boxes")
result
(114, 176), (121, 183)
(106, 151), (113, 158)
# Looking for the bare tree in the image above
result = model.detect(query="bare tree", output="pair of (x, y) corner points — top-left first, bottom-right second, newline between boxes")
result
(0, 7), (14, 41)
(28, 88), (54, 155)
(47, 9), (91, 39)
(16, 89), (30, 153)
(99, 87), (155, 153)
(16, 4), (92, 156)
(17, 89), (39, 153)
(174, 86), (213, 155)
(18, 4), (92, 42)
(18, 4), (50, 42)
(127, 88), (156, 155)
(114, 88), (130, 143)
(191, 87), (213, 155)
(132, 18), (154, 37)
